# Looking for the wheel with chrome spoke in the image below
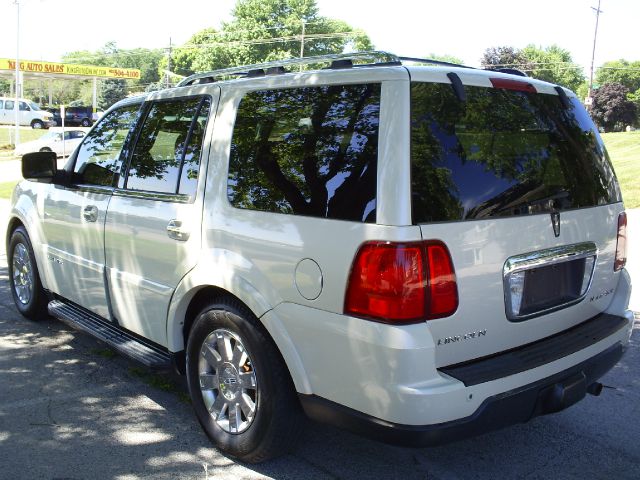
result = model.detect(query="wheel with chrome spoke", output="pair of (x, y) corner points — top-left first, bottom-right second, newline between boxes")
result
(186, 299), (303, 463)
(12, 243), (34, 305)
(199, 328), (257, 434)
(8, 226), (48, 319)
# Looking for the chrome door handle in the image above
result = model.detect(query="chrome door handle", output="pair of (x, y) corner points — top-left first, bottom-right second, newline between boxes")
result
(166, 220), (190, 241)
(82, 205), (98, 222)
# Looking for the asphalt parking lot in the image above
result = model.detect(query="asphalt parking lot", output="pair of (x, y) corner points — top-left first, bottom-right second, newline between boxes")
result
(1, 200), (639, 479)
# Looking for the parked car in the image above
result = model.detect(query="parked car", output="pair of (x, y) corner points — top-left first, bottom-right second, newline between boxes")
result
(47, 106), (94, 127)
(6, 52), (633, 463)
(13, 129), (86, 158)
(92, 110), (104, 123)
(0, 97), (55, 128)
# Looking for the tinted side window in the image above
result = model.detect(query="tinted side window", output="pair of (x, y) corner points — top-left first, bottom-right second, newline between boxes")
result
(179, 97), (211, 197)
(73, 104), (140, 186)
(126, 97), (209, 196)
(5, 100), (14, 110)
(227, 84), (380, 222)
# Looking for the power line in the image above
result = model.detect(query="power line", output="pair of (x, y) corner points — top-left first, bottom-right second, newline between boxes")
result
(178, 31), (364, 50)
(54, 29), (363, 64)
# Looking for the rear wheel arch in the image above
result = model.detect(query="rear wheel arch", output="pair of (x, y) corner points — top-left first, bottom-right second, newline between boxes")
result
(170, 285), (271, 370)
(171, 284), (311, 395)
(182, 286), (232, 348)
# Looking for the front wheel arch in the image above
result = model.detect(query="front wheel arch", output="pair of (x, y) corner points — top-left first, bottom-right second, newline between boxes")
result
(7, 225), (48, 319)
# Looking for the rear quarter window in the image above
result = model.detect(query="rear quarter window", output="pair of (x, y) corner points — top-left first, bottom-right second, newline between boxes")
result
(410, 82), (622, 223)
(227, 83), (381, 223)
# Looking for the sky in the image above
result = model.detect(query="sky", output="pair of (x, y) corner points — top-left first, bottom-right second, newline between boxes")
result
(0, 0), (638, 77)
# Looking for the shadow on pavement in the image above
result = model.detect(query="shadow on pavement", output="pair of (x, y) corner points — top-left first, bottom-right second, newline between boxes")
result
(1, 260), (639, 479)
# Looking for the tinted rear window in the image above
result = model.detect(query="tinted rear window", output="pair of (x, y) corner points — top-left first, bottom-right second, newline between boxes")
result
(410, 82), (621, 223)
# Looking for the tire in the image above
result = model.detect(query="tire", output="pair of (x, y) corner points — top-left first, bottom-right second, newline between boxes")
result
(31, 120), (44, 129)
(39, 147), (52, 152)
(80, 119), (91, 127)
(186, 299), (303, 463)
(8, 226), (48, 320)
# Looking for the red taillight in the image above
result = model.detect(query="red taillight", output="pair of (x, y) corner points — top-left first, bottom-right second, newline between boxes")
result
(490, 78), (537, 93)
(426, 243), (459, 318)
(344, 241), (458, 323)
(615, 212), (627, 271)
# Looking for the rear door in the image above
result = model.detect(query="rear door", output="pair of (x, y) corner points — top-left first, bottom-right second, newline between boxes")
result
(408, 70), (624, 367)
(104, 89), (216, 346)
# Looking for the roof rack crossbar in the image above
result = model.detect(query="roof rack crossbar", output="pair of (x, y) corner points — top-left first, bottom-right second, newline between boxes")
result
(177, 51), (400, 87)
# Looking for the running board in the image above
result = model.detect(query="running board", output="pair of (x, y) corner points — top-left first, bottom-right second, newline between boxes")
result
(48, 300), (172, 369)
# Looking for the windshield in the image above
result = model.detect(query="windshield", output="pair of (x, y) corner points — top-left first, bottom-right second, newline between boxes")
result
(29, 101), (41, 111)
(410, 82), (621, 223)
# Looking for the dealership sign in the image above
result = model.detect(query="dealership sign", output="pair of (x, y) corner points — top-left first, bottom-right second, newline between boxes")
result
(0, 58), (141, 79)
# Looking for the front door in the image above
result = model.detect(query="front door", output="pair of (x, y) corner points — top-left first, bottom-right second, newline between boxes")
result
(105, 92), (215, 345)
(41, 102), (142, 318)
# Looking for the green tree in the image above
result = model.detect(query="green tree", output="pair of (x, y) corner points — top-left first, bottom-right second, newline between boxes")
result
(159, 28), (219, 78)
(480, 45), (585, 92)
(575, 81), (590, 103)
(628, 88), (640, 125)
(591, 83), (637, 132)
(63, 42), (163, 89)
(99, 79), (127, 110)
(424, 53), (465, 65)
(165, 0), (373, 76)
(595, 59), (640, 93)
(521, 45), (584, 92)
(480, 46), (530, 70)
(0, 78), (10, 95)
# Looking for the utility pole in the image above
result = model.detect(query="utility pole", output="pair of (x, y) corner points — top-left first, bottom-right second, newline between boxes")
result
(299, 20), (306, 58)
(166, 37), (172, 88)
(587, 0), (603, 109)
(299, 20), (306, 72)
(13, 0), (20, 145)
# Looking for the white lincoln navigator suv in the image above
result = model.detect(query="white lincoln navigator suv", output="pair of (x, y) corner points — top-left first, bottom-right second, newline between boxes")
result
(6, 52), (633, 463)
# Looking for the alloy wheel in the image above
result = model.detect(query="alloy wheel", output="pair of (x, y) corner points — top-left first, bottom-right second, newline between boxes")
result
(198, 329), (258, 434)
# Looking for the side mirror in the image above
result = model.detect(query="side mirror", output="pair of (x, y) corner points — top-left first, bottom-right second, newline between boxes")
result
(22, 151), (57, 183)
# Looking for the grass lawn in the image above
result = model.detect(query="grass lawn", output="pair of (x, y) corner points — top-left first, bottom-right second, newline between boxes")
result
(0, 128), (46, 159)
(603, 131), (640, 209)
(0, 180), (17, 200)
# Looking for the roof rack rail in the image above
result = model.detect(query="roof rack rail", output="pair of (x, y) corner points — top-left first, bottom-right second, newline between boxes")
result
(485, 67), (528, 77)
(177, 51), (400, 87)
(398, 56), (475, 70)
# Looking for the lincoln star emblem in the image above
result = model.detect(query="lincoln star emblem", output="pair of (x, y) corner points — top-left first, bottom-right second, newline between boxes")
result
(551, 212), (561, 237)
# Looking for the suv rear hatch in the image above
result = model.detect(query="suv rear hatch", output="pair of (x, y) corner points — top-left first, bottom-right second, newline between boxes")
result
(408, 71), (624, 367)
